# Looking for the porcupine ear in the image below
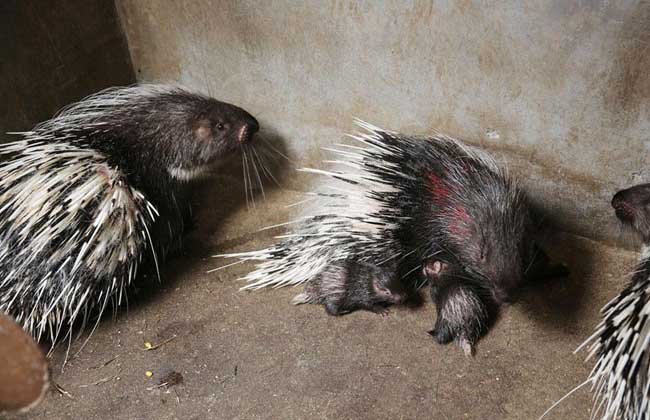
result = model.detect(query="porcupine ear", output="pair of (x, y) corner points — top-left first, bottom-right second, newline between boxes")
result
(422, 260), (443, 278)
(193, 119), (213, 141)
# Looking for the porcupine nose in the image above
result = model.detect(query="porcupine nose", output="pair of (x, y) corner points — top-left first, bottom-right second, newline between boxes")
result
(238, 118), (259, 144)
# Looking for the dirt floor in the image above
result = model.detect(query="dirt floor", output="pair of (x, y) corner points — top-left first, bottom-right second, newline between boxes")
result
(5, 172), (638, 420)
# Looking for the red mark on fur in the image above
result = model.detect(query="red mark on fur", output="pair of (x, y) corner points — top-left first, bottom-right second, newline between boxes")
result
(428, 172), (451, 204)
(448, 206), (471, 236)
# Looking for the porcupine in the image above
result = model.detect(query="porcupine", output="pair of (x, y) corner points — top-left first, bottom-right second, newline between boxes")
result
(562, 184), (650, 420)
(222, 121), (561, 349)
(0, 84), (259, 344)
(291, 259), (407, 316)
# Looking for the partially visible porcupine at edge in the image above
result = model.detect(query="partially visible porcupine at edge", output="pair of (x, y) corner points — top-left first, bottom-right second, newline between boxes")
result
(565, 184), (650, 420)
(222, 121), (554, 350)
(0, 84), (259, 344)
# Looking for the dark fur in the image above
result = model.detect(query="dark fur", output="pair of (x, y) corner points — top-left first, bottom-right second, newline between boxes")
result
(425, 260), (488, 355)
(367, 133), (564, 349)
(297, 260), (407, 316)
(52, 87), (259, 258)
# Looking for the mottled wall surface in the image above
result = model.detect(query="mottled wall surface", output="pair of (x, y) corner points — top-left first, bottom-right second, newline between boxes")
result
(0, 0), (134, 141)
(117, 0), (650, 246)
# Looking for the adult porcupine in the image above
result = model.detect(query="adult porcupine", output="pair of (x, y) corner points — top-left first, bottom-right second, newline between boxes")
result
(0, 84), (258, 343)
(572, 184), (650, 420)
(222, 121), (559, 351)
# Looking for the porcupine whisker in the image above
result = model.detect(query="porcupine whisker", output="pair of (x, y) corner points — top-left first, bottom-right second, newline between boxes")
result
(251, 145), (281, 187)
(259, 136), (294, 165)
(245, 149), (256, 208)
(247, 145), (266, 200)
(242, 147), (253, 207)
(241, 152), (250, 210)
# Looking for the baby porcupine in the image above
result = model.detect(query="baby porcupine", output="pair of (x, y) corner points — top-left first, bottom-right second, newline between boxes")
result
(0, 84), (259, 344)
(291, 260), (407, 316)
(424, 260), (488, 356)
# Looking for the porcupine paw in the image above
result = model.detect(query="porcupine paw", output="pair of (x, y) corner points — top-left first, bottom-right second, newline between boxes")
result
(370, 305), (390, 317)
(458, 337), (475, 357)
(429, 322), (476, 356)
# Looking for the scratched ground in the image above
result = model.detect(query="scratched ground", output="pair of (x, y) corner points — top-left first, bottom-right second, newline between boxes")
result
(6, 171), (635, 420)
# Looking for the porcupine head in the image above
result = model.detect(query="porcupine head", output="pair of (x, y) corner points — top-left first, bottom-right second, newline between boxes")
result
(420, 161), (534, 305)
(612, 183), (650, 241)
(94, 89), (260, 185)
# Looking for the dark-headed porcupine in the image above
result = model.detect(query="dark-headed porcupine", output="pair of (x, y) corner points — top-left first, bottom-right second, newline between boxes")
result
(222, 121), (556, 352)
(0, 85), (258, 343)
(567, 184), (650, 420)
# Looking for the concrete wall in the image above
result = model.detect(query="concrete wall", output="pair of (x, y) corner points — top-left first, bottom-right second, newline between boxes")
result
(117, 1), (649, 245)
(0, 0), (134, 141)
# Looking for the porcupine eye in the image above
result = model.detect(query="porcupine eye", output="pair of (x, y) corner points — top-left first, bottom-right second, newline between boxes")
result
(216, 122), (225, 130)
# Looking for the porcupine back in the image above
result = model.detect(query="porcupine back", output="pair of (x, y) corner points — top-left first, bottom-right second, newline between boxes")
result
(0, 88), (169, 342)
(0, 140), (157, 343)
(576, 247), (650, 420)
(223, 120), (527, 298)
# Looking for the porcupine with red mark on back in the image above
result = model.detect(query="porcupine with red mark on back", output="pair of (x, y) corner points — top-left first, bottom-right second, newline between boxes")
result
(0, 84), (259, 345)
(221, 121), (565, 354)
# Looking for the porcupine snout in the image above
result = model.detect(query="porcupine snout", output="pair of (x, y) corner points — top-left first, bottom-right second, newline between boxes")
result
(238, 117), (259, 144)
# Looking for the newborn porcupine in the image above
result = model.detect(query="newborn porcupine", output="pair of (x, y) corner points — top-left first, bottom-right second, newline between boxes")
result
(564, 184), (650, 420)
(291, 260), (407, 316)
(0, 85), (258, 343)
(424, 260), (488, 356)
(221, 121), (561, 346)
